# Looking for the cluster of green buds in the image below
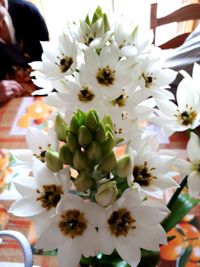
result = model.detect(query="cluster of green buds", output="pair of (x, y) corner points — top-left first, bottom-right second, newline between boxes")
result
(46, 109), (132, 206)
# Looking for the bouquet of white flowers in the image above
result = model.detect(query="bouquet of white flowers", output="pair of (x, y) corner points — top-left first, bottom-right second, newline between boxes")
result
(9, 7), (199, 267)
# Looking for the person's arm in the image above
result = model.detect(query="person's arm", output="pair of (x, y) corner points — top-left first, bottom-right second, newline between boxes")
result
(0, 80), (23, 104)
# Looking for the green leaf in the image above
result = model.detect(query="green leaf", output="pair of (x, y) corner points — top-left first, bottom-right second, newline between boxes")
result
(176, 245), (192, 267)
(162, 193), (199, 232)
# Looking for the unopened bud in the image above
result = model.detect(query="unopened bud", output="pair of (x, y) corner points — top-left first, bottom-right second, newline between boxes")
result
(95, 122), (106, 144)
(115, 154), (132, 178)
(102, 115), (114, 130)
(99, 151), (116, 172)
(78, 125), (93, 146)
(55, 113), (68, 141)
(86, 141), (102, 162)
(69, 116), (79, 135)
(95, 181), (118, 207)
(45, 150), (63, 172)
(74, 171), (93, 192)
(73, 150), (88, 170)
(101, 132), (115, 154)
(103, 13), (110, 32)
(85, 110), (99, 132)
(67, 132), (79, 152)
(59, 144), (73, 165)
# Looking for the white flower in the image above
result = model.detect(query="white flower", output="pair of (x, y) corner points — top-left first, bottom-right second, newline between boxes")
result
(128, 137), (178, 198)
(178, 63), (200, 97)
(54, 66), (107, 112)
(35, 193), (103, 267)
(9, 159), (71, 236)
(13, 127), (58, 174)
(30, 33), (78, 80)
(98, 189), (168, 267)
(152, 79), (200, 132)
(135, 57), (176, 100)
(175, 132), (200, 198)
(84, 42), (133, 99)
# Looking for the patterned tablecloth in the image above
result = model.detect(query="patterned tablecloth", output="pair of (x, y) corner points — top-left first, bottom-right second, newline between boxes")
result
(0, 98), (26, 149)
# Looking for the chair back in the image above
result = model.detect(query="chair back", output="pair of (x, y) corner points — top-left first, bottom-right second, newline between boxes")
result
(150, 3), (200, 49)
(0, 230), (33, 267)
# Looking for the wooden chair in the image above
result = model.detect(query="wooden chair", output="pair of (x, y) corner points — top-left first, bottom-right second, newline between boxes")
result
(150, 2), (200, 49)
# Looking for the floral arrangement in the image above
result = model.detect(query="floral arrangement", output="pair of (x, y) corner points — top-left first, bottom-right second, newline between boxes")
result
(9, 7), (199, 267)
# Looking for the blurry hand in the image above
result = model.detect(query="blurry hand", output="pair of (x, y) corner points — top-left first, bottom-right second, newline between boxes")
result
(0, 80), (23, 104)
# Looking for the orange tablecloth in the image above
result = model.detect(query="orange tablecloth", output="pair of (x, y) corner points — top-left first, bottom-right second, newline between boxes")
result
(0, 98), (26, 149)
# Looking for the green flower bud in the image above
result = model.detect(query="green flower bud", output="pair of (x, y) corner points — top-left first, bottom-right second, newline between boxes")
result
(69, 116), (79, 135)
(102, 114), (114, 130)
(73, 150), (88, 171)
(103, 13), (110, 32)
(86, 141), (102, 162)
(75, 109), (85, 126)
(45, 150), (63, 172)
(59, 144), (73, 165)
(74, 171), (93, 192)
(85, 14), (90, 26)
(55, 113), (68, 141)
(115, 154), (132, 178)
(105, 124), (114, 135)
(95, 181), (118, 207)
(99, 151), (116, 172)
(78, 125), (93, 146)
(95, 122), (106, 144)
(85, 110), (99, 132)
(101, 132), (115, 154)
(67, 132), (79, 152)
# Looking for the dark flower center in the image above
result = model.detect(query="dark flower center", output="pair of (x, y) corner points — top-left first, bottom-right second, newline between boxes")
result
(33, 145), (51, 163)
(96, 66), (115, 86)
(141, 73), (154, 88)
(108, 208), (136, 237)
(36, 184), (63, 210)
(133, 161), (156, 186)
(111, 89), (128, 107)
(176, 107), (197, 126)
(57, 56), (73, 73)
(78, 86), (95, 102)
(59, 209), (87, 238)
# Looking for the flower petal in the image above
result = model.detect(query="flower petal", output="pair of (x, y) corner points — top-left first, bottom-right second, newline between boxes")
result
(188, 172), (200, 199)
(115, 236), (141, 267)
(9, 195), (43, 217)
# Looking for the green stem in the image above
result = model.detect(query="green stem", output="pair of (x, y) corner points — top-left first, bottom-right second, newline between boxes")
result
(167, 175), (188, 210)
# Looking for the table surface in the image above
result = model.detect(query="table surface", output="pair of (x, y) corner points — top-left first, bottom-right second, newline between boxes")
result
(0, 97), (199, 267)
